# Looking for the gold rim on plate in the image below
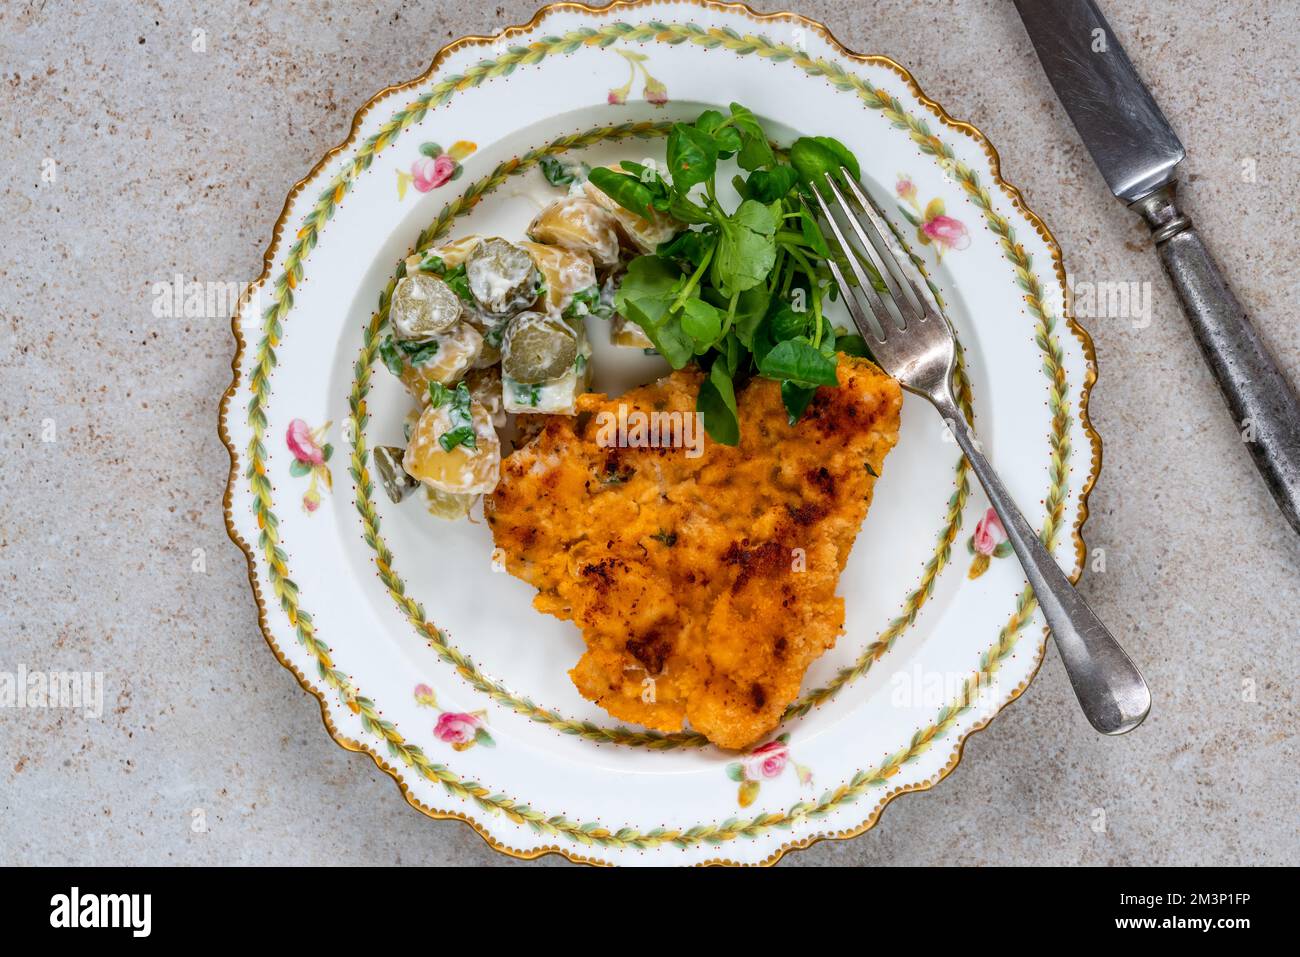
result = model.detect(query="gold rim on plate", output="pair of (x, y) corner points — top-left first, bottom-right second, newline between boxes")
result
(218, 0), (1101, 866)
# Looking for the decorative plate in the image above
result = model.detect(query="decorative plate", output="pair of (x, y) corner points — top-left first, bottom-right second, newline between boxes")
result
(221, 0), (1098, 865)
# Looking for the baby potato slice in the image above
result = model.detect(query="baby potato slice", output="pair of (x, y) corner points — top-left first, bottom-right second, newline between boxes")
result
(502, 311), (578, 384)
(594, 266), (652, 348)
(527, 196), (622, 269)
(465, 365), (507, 427)
(389, 273), (462, 340)
(464, 312), (509, 368)
(423, 235), (481, 271)
(390, 322), (485, 402)
(403, 389), (501, 496)
(423, 486), (477, 521)
(502, 363), (588, 416)
(583, 165), (682, 253)
(502, 324), (591, 416)
(466, 238), (541, 315)
(610, 313), (655, 349)
(403, 235), (482, 281)
(518, 241), (597, 315)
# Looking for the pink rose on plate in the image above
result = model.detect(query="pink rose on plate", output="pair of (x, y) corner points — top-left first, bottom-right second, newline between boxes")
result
(742, 739), (789, 780)
(973, 507), (1007, 556)
(411, 153), (457, 192)
(286, 418), (325, 465)
(896, 176), (917, 202)
(922, 214), (971, 251)
(434, 711), (481, 746)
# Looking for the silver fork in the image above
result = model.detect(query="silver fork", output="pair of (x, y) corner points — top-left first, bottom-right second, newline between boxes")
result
(810, 170), (1151, 735)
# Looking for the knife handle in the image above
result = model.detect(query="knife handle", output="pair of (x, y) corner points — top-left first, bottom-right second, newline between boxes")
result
(1132, 182), (1300, 536)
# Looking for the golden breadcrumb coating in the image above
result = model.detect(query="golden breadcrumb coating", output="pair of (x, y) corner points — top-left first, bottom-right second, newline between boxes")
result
(485, 356), (902, 749)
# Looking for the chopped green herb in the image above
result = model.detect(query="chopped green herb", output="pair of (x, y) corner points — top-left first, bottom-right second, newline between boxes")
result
(563, 284), (602, 319)
(402, 339), (441, 366)
(430, 381), (477, 453)
(539, 155), (588, 187)
(482, 317), (509, 349)
(442, 263), (474, 304)
(380, 334), (441, 374)
(512, 380), (542, 407)
(379, 337), (405, 376)
(417, 254), (475, 304)
(601, 461), (636, 485)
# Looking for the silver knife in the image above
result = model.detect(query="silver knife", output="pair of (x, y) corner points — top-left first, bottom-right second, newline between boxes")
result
(1014, 0), (1300, 536)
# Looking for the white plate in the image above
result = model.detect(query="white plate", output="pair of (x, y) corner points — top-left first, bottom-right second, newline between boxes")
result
(221, 0), (1099, 865)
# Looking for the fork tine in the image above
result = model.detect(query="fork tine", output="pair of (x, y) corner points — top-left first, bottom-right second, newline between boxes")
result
(806, 187), (891, 340)
(836, 171), (930, 319)
(820, 236), (885, 344)
(819, 173), (921, 325)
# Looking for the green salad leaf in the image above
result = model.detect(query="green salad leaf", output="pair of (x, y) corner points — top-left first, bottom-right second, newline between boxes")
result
(790, 135), (862, 188)
(780, 380), (818, 425)
(667, 122), (719, 191)
(698, 360), (740, 445)
(714, 199), (779, 294)
(680, 296), (723, 345)
(587, 104), (865, 445)
(759, 338), (840, 387)
(587, 167), (657, 219)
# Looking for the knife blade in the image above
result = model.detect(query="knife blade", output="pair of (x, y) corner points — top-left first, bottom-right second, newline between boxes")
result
(1015, 0), (1300, 537)
(1013, 0), (1185, 203)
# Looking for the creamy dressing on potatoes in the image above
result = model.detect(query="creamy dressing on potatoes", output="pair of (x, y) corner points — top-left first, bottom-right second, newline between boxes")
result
(396, 321), (485, 401)
(404, 399), (502, 495)
(382, 170), (677, 509)
(518, 241), (597, 315)
(503, 327), (592, 415)
(528, 196), (622, 269)
(583, 164), (682, 252)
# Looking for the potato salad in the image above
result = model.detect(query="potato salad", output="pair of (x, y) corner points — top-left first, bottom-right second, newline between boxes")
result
(375, 164), (682, 518)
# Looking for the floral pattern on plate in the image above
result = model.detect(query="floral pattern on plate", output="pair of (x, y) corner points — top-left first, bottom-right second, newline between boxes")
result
(726, 734), (813, 807)
(896, 175), (970, 260)
(221, 0), (1097, 866)
(608, 49), (668, 106)
(285, 419), (333, 514)
(967, 507), (1012, 579)
(414, 684), (495, 751)
(397, 141), (476, 200)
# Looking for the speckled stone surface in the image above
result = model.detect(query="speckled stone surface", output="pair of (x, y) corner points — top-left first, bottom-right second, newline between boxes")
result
(1, 0), (1296, 866)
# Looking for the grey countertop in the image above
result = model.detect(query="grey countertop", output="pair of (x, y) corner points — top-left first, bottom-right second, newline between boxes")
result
(1, 0), (1296, 866)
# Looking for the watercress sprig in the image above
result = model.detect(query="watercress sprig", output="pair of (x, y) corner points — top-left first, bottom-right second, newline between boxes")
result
(591, 103), (865, 444)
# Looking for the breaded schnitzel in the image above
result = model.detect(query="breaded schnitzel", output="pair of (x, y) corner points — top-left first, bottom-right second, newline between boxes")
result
(485, 356), (902, 750)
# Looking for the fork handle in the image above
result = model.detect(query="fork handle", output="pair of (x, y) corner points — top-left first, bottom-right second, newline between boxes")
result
(935, 396), (1151, 734)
